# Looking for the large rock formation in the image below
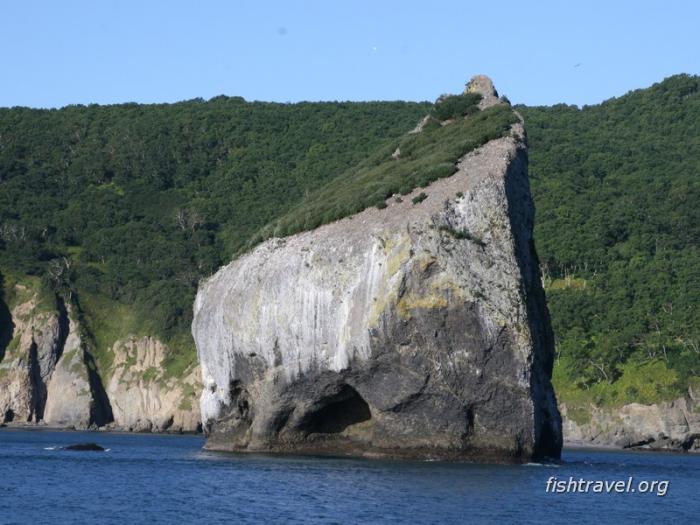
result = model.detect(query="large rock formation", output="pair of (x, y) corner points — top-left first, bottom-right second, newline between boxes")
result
(192, 77), (562, 462)
(43, 318), (103, 428)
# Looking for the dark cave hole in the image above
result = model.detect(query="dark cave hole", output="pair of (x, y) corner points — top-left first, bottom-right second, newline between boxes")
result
(299, 385), (371, 435)
(534, 419), (561, 460)
(4, 408), (14, 423)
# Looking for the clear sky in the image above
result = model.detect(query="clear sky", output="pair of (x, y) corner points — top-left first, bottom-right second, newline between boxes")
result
(1, 0), (698, 108)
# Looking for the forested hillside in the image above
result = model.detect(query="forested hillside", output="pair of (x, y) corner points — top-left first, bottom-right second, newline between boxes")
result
(1, 76), (698, 412)
(520, 74), (700, 410)
(0, 98), (430, 369)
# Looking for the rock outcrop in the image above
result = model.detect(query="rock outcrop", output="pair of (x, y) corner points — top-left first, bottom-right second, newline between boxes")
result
(43, 321), (100, 428)
(466, 74), (500, 109)
(106, 336), (201, 432)
(0, 285), (201, 432)
(562, 389), (700, 452)
(0, 290), (67, 423)
(192, 77), (562, 462)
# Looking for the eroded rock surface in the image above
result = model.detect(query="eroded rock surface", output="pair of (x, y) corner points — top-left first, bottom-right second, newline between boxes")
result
(0, 292), (67, 423)
(43, 321), (98, 428)
(106, 336), (201, 432)
(562, 388), (700, 452)
(0, 286), (200, 432)
(193, 77), (562, 462)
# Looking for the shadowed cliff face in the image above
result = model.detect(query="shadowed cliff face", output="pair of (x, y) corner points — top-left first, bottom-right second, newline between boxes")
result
(192, 78), (562, 462)
(0, 275), (12, 364)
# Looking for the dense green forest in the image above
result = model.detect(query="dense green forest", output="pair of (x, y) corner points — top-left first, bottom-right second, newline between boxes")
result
(0, 97), (431, 370)
(1, 76), (698, 411)
(520, 74), (700, 411)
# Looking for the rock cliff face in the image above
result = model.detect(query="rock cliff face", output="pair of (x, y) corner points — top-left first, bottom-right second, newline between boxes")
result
(193, 77), (563, 462)
(106, 336), (201, 432)
(0, 290), (67, 423)
(0, 287), (201, 432)
(562, 390), (700, 452)
(43, 317), (105, 428)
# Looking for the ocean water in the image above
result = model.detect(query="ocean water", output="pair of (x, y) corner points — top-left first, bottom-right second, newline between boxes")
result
(0, 429), (698, 524)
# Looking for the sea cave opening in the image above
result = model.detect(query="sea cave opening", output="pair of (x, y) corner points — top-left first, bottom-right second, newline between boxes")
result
(299, 384), (371, 435)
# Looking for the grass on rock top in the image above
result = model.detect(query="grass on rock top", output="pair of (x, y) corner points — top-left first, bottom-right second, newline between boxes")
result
(251, 103), (517, 247)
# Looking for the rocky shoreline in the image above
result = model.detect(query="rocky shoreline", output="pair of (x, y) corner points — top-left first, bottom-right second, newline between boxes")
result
(560, 388), (700, 453)
(2, 421), (696, 459)
(0, 421), (202, 435)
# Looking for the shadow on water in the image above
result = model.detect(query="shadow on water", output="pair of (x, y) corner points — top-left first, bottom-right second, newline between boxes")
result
(0, 272), (14, 363)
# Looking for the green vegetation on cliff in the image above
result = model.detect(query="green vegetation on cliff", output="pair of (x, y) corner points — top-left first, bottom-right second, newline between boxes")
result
(520, 74), (700, 407)
(0, 97), (430, 362)
(255, 102), (516, 243)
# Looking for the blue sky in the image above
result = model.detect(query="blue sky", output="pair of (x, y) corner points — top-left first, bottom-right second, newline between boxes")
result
(1, 0), (698, 108)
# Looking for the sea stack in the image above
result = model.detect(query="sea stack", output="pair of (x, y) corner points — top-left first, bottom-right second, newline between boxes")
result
(192, 76), (562, 462)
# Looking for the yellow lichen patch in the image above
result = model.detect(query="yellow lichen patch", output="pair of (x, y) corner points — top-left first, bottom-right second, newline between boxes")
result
(418, 254), (437, 273)
(384, 236), (411, 276)
(397, 292), (449, 319)
(367, 273), (401, 327)
(366, 235), (413, 326)
(429, 277), (465, 297)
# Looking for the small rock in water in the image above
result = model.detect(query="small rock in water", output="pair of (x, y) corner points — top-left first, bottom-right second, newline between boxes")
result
(62, 443), (105, 452)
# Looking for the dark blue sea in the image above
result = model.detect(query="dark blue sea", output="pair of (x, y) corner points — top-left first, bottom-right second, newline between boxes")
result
(0, 429), (698, 524)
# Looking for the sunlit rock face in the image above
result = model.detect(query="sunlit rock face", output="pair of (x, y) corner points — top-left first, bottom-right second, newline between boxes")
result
(0, 294), (200, 432)
(562, 393), (700, 453)
(105, 336), (201, 433)
(193, 77), (562, 462)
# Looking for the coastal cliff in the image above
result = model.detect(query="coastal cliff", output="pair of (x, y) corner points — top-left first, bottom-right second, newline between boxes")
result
(192, 77), (563, 461)
(106, 336), (200, 432)
(0, 282), (200, 432)
(562, 389), (700, 452)
(1, 75), (696, 451)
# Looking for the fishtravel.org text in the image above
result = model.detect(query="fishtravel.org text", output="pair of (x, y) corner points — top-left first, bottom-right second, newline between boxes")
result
(546, 476), (669, 496)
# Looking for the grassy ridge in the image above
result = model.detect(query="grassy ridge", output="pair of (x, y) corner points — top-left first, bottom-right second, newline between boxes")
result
(0, 92), (516, 380)
(254, 103), (516, 244)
